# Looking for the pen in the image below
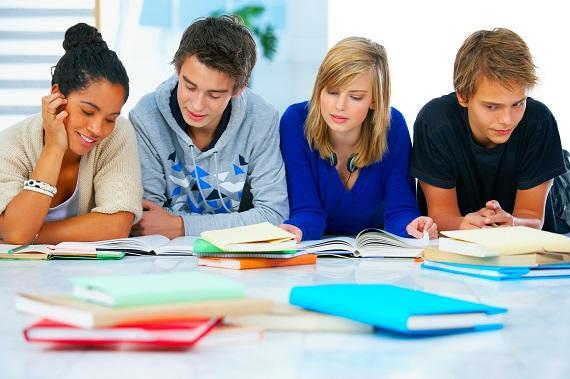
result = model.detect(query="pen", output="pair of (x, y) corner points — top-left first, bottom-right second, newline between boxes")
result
(7, 244), (30, 254)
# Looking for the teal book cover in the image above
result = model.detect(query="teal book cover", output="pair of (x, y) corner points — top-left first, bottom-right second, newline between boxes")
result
(71, 271), (246, 307)
(289, 284), (506, 335)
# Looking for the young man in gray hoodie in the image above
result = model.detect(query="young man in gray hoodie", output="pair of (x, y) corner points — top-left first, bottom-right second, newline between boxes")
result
(129, 16), (289, 238)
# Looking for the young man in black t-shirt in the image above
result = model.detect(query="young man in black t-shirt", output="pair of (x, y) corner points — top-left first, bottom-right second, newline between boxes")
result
(411, 28), (566, 232)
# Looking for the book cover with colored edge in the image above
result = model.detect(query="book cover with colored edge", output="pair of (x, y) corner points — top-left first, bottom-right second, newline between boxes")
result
(289, 284), (506, 335)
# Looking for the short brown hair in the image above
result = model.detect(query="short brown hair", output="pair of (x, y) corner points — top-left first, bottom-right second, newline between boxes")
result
(171, 15), (256, 92)
(305, 37), (391, 167)
(453, 28), (538, 100)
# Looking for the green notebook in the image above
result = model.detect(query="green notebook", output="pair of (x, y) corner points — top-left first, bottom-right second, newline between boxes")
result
(71, 271), (245, 307)
(192, 238), (300, 258)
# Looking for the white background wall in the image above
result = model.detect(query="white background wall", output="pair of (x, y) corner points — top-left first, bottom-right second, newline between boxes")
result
(328, 0), (570, 147)
(99, 0), (327, 116)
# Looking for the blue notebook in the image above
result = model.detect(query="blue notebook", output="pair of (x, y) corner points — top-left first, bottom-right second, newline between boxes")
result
(289, 284), (506, 335)
(422, 261), (570, 281)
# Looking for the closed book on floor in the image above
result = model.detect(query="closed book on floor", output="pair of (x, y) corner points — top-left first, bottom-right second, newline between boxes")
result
(423, 261), (570, 280)
(438, 226), (570, 257)
(70, 271), (245, 307)
(199, 323), (265, 347)
(289, 284), (506, 335)
(200, 222), (296, 252)
(15, 293), (273, 328)
(198, 254), (317, 270)
(23, 318), (221, 347)
(422, 247), (570, 267)
(226, 304), (373, 332)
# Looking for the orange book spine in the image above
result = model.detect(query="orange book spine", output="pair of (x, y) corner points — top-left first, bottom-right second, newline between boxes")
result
(199, 254), (317, 270)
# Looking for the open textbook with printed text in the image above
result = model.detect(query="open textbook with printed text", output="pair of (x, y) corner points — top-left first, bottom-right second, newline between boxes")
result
(55, 235), (199, 256)
(298, 228), (432, 258)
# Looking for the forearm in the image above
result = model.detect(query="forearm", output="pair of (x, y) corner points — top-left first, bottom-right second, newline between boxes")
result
(180, 206), (283, 236)
(430, 212), (466, 231)
(36, 211), (134, 244)
(2, 146), (65, 244)
(512, 212), (543, 229)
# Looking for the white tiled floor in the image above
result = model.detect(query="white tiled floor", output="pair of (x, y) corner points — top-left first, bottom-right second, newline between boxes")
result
(1, 256), (569, 378)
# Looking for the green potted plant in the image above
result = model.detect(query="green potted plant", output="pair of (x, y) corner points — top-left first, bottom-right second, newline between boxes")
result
(212, 5), (278, 60)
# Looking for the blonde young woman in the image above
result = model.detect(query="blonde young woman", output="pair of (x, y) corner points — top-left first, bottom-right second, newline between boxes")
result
(279, 37), (437, 242)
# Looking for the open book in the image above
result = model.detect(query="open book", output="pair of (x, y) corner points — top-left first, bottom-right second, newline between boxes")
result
(55, 235), (199, 256)
(298, 228), (432, 258)
(0, 244), (124, 260)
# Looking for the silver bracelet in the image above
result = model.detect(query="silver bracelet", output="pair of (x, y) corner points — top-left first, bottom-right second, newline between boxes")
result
(23, 179), (57, 197)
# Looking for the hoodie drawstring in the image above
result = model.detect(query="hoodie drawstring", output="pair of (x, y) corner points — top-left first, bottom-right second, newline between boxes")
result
(213, 151), (233, 213)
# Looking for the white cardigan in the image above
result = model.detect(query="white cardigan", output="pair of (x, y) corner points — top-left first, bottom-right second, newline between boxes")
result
(0, 114), (143, 222)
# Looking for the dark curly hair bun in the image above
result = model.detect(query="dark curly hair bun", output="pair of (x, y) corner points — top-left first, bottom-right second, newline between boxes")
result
(52, 23), (129, 100)
(62, 23), (108, 52)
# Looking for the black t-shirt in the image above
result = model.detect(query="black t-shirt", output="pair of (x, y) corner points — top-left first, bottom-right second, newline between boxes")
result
(410, 93), (566, 232)
(169, 83), (231, 151)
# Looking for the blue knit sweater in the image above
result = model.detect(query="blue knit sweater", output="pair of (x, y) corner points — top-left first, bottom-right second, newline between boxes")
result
(280, 101), (420, 240)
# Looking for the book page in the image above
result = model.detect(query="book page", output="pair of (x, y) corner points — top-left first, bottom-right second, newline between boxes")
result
(154, 236), (199, 255)
(0, 244), (52, 254)
(356, 229), (431, 248)
(297, 236), (357, 255)
(56, 235), (170, 253)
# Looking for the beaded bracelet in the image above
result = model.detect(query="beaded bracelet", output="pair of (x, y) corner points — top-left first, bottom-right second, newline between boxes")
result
(23, 179), (57, 198)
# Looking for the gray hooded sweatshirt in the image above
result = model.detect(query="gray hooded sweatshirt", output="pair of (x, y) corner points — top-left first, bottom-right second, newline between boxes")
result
(129, 75), (289, 236)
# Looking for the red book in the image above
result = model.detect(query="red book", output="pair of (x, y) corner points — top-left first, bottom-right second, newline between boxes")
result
(23, 318), (221, 348)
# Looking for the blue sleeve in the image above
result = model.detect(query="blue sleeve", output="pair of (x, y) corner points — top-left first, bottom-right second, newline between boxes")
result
(382, 109), (421, 237)
(280, 103), (327, 240)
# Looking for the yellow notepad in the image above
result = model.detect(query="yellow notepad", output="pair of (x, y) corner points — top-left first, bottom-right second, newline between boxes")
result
(200, 222), (296, 252)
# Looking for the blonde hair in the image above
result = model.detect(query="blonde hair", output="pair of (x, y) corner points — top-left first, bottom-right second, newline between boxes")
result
(454, 28), (538, 100)
(305, 37), (391, 167)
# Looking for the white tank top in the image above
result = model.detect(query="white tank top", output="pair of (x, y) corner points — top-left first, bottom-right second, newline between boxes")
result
(45, 181), (79, 222)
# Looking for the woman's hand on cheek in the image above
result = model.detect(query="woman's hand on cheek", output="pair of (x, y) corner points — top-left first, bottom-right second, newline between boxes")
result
(41, 92), (69, 151)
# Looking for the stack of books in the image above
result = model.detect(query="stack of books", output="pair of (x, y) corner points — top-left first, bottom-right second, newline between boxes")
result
(195, 222), (317, 270)
(422, 226), (570, 280)
(16, 271), (272, 348)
